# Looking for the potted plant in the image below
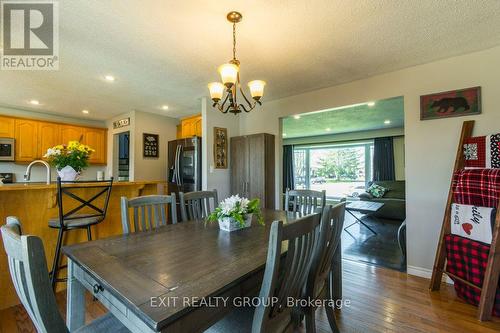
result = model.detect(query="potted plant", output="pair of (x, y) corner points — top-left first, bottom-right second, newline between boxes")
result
(207, 195), (264, 232)
(44, 141), (94, 181)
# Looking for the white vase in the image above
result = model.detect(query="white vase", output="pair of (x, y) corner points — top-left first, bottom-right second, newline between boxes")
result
(218, 214), (253, 232)
(57, 165), (79, 181)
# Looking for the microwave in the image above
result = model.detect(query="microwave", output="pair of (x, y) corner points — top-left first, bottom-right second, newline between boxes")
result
(0, 138), (15, 161)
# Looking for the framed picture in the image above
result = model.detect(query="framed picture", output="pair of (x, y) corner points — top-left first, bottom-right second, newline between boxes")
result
(143, 133), (159, 158)
(214, 127), (228, 169)
(420, 86), (481, 120)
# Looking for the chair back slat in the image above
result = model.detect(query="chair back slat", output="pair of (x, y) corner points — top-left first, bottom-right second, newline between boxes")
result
(307, 203), (346, 297)
(285, 189), (326, 215)
(121, 194), (177, 234)
(1, 217), (68, 333)
(179, 190), (218, 222)
(252, 213), (321, 332)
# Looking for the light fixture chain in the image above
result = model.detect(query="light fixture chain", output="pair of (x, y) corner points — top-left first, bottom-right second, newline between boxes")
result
(232, 22), (236, 61)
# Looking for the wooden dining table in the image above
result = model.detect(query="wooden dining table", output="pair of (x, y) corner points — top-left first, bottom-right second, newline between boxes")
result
(63, 209), (342, 333)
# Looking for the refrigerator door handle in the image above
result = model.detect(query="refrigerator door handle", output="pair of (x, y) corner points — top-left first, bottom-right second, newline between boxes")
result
(177, 145), (183, 185)
(175, 145), (181, 185)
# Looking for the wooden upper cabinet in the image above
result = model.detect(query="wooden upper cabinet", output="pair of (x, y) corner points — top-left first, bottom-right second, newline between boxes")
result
(14, 119), (39, 162)
(38, 122), (60, 159)
(60, 125), (84, 143)
(179, 115), (202, 138)
(82, 127), (106, 164)
(0, 116), (15, 137)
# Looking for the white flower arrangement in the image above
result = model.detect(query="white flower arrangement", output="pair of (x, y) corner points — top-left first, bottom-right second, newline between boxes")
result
(208, 195), (264, 227)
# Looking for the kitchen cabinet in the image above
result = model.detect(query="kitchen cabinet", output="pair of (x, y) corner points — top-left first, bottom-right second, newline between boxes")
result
(2, 115), (107, 164)
(14, 119), (39, 162)
(82, 127), (106, 164)
(38, 122), (60, 159)
(230, 133), (275, 208)
(60, 125), (85, 143)
(178, 115), (202, 138)
(0, 116), (15, 137)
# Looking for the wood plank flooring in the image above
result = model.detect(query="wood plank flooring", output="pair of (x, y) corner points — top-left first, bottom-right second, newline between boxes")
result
(1, 260), (499, 333)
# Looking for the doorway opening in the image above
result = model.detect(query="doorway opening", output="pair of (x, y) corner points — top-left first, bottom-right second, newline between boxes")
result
(114, 131), (130, 182)
(282, 96), (406, 271)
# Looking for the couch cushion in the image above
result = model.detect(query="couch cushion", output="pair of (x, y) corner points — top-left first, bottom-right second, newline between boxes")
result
(368, 181), (405, 199)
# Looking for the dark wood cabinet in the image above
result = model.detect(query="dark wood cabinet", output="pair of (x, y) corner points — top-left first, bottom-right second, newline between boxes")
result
(230, 133), (275, 208)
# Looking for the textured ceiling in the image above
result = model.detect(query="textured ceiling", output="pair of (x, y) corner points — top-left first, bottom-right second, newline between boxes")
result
(1, 1), (500, 120)
(282, 96), (404, 138)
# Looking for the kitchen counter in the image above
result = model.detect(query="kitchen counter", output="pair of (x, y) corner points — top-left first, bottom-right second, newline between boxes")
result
(0, 180), (167, 310)
(0, 180), (164, 191)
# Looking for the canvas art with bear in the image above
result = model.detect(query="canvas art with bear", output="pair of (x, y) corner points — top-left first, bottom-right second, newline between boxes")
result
(420, 86), (481, 120)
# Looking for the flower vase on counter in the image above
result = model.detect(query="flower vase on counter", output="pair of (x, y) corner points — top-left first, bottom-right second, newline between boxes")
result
(44, 141), (94, 181)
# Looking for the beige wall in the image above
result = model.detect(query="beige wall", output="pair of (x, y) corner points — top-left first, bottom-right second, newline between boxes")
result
(133, 111), (178, 181)
(236, 45), (500, 276)
(393, 136), (405, 181)
(201, 97), (240, 200)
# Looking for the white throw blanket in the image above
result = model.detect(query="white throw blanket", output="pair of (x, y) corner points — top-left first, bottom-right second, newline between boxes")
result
(451, 203), (495, 244)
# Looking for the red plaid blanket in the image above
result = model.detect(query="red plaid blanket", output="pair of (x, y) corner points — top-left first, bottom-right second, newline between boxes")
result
(452, 169), (500, 208)
(445, 234), (500, 316)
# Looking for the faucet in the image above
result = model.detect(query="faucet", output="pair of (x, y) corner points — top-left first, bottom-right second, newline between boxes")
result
(24, 160), (51, 184)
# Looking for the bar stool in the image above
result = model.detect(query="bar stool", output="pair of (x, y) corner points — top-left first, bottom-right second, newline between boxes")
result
(49, 177), (113, 289)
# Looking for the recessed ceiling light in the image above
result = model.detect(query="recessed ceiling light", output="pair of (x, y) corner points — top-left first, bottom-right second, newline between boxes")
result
(82, 110), (89, 114)
(104, 75), (115, 82)
(326, 128), (331, 131)
(384, 120), (391, 124)
(293, 115), (301, 119)
(367, 101), (375, 107)
(162, 105), (169, 110)
(29, 100), (40, 105)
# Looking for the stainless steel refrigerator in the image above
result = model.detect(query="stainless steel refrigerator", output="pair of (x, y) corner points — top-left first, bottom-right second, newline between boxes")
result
(168, 136), (202, 195)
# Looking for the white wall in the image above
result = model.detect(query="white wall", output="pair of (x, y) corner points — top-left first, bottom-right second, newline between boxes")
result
(0, 105), (106, 182)
(201, 97), (240, 200)
(237, 45), (500, 275)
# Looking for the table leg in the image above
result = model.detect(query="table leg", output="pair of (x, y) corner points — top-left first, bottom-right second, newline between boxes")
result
(67, 258), (85, 331)
(344, 209), (377, 235)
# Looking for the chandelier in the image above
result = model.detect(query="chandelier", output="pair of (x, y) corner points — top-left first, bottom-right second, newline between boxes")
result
(208, 11), (266, 115)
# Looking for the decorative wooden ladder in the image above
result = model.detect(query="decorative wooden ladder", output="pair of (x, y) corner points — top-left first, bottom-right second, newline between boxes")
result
(430, 120), (500, 321)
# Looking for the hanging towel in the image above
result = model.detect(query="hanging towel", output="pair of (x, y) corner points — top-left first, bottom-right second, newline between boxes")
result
(451, 203), (495, 244)
(453, 169), (500, 208)
(463, 134), (500, 169)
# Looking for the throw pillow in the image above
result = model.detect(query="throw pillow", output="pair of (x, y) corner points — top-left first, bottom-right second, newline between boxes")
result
(367, 184), (388, 198)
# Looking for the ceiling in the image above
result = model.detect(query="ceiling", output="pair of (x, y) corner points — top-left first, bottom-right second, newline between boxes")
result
(1, 1), (500, 120)
(282, 96), (404, 138)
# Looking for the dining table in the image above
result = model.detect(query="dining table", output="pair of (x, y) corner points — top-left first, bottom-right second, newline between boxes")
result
(63, 209), (342, 333)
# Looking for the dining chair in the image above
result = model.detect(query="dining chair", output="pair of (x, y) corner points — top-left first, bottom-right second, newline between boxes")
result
(120, 194), (177, 234)
(302, 203), (346, 333)
(49, 177), (113, 289)
(179, 189), (218, 222)
(206, 212), (321, 333)
(285, 189), (326, 214)
(1, 217), (129, 333)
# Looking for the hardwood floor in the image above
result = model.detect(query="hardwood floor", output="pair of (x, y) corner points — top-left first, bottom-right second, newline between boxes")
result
(1, 260), (499, 332)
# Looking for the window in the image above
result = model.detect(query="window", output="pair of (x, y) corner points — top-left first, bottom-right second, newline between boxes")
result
(293, 142), (374, 198)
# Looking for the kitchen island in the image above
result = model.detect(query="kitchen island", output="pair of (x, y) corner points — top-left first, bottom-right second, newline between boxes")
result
(0, 181), (166, 310)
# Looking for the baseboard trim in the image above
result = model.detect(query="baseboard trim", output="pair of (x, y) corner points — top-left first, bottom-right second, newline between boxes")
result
(407, 265), (453, 284)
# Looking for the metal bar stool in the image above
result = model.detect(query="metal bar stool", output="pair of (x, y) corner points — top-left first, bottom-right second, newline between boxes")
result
(49, 177), (113, 289)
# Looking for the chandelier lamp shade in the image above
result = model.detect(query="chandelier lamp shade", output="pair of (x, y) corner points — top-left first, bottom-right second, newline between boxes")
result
(208, 11), (266, 114)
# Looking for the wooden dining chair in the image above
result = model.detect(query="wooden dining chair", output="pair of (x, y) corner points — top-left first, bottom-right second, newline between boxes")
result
(302, 203), (346, 333)
(206, 212), (321, 333)
(1, 217), (129, 333)
(120, 194), (177, 234)
(179, 189), (218, 222)
(285, 189), (326, 214)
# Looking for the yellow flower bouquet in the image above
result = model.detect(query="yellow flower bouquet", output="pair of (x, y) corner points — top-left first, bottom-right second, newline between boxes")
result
(44, 141), (94, 178)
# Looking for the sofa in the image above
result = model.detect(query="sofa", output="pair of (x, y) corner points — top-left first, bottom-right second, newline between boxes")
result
(358, 180), (406, 221)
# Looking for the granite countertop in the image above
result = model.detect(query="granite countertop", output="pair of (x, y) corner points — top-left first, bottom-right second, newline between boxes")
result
(0, 181), (165, 192)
